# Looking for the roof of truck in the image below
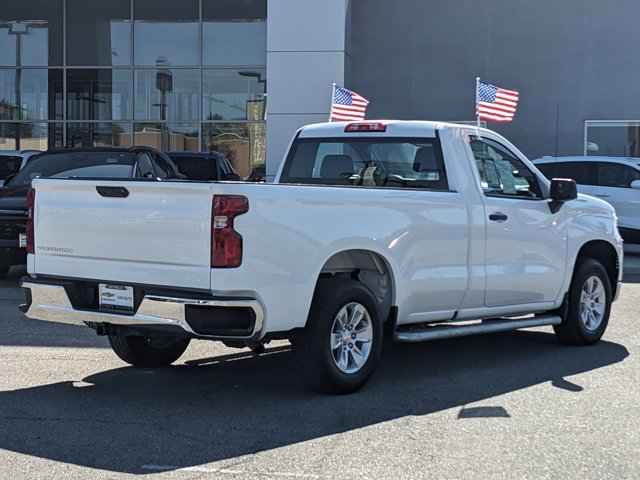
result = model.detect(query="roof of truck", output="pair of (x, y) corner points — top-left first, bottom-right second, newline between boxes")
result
(297, 120), (491, 138)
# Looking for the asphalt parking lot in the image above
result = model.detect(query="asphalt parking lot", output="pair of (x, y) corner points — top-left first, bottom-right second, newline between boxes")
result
(0, 260), (639, 480)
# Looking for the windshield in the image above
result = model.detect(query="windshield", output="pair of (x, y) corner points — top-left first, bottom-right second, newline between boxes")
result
(8, 151), (136, 187)
(279, 137), (448, 189)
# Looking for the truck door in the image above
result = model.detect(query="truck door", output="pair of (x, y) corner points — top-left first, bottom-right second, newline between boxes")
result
(469, 137), (568, 307)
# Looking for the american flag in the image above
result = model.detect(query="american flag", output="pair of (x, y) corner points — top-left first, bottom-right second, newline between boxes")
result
(330, 85), (369, 121)
(476, 80), (519, 123)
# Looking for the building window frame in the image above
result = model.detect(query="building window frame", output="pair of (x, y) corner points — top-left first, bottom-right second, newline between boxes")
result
(584, 120), (640, 157)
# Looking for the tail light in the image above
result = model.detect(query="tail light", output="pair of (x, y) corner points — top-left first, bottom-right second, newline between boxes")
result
(211, 195), (249, 268)
(26, 187), (35, 254)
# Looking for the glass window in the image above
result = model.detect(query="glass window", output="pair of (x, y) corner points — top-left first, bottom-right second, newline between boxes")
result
(585, 121), (640, 157)
(0, 154), (23, 177)
(66, 122), (132, 148)
(135, 152), (155, 177)
(596, 162), (640, 188)
(67, 69), (131, 121)
(203, 122), (256, 177)
(203, 69), (265, 121)
(536, 161), (595, 185)
(0, 0), (63, 66)
(202, 0), (267, 66)
(134, 69), (198, 121)
(66, 0), (131, 66)
(0, 69), (62, 121)
(0, 122), (61, 151)
(279, 137), (448, 190)
(470, 138), (541, 198)
(134, 122), (198, 151)
(133, 0), (199, 66)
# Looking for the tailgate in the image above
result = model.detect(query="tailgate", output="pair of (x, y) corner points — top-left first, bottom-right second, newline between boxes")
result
(31, 179), (214, 290)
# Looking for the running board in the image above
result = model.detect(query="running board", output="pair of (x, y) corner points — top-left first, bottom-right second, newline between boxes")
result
(392, 315), (562, 343)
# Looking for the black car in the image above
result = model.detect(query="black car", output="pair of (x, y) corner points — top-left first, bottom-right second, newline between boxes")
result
(166, 151), (240, 181)
(0, 146), (184, 278)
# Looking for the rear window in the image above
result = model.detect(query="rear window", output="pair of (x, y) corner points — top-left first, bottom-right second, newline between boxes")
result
(0, 155), (22, 178)
(8, 152), (136, 187)
(279, 137), (449, 190)
(169, 156), (218, 181)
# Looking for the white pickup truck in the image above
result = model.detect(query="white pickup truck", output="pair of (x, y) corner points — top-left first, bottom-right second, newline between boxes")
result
(21, 121), (623, 394)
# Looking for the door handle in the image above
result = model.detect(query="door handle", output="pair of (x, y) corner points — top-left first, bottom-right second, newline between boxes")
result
(595, 194), (610, 198)
(489, 212), (508, 222)
(96, 186), (129, 198)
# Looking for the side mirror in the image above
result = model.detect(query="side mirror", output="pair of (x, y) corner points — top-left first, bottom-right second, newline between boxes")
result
(631, 180), (640, 190)
(549, 178), (577, 214)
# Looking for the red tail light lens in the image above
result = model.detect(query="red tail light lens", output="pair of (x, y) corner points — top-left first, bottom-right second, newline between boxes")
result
(26, 187), (35, 254)
(344, 122), (387, 132)
(211, 195), (249, 268)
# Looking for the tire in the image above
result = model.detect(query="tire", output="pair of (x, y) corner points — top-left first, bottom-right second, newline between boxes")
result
(107, 335), (190, 367)
(553, 258), (612, 345)
(292, 278), (383, 394)
(0, 266), (9, 279)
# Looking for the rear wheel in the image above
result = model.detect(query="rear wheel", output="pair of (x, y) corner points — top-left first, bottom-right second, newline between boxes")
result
(292, 278), (383, 394)
(553, 258), (612, 345)
(107, 335), (190, 367)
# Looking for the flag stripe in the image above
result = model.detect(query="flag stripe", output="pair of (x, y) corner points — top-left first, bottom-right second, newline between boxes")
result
(478, 102), (516, 114)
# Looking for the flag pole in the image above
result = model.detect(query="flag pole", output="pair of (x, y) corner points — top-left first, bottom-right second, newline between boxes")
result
(475, 77), (480, 129)
(329, 83), (336, 122)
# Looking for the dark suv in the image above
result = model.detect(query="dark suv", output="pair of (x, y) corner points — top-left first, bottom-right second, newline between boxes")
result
(0, 146), (183, 278)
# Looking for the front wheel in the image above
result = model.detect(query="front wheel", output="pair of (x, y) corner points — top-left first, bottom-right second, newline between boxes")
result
(107, 335), (190, 367)
(292, 278), (383, 394)
(553, 258), (612, 345)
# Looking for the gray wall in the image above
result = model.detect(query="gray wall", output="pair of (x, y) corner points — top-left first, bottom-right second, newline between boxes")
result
(266, 0), (349, 179)
(348, 0), (640, 160)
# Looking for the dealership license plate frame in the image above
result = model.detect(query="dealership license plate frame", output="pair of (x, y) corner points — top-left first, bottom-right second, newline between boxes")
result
(99, 284), (134, 313)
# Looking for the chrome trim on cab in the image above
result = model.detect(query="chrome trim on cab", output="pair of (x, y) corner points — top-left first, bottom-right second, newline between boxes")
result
(21, 281), (264, 340)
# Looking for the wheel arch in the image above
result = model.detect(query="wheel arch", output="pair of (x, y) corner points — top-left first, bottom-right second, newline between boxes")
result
(316, 249), (397, 325)
(574, 240), (620, 299)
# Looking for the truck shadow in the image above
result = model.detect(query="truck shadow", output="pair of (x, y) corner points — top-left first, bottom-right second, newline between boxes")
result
(0, 330), (628, 474)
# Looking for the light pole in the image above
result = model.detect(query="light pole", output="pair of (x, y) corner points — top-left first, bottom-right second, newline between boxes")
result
(154, 56), (173, 151)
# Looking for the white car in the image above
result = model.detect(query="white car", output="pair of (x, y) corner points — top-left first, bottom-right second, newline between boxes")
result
(532, 156), (640, 243)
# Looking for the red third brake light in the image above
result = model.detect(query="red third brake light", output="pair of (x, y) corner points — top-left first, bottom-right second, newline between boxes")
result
(344, 122), (387, 132)
(211, 195), (249, 268)
(26, 187), (35, 254)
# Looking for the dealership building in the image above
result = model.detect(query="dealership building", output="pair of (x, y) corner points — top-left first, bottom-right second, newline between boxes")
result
(0, 0), (637, 179)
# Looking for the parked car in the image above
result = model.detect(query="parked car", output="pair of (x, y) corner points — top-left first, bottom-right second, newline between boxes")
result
(166, 151), (240, 181)
(21, 121), (622, 394)
(0, 150), (41, 181)
(532, 156), (640, 243)
(247, 164), (266, 182)
(0, 146), (183, 278)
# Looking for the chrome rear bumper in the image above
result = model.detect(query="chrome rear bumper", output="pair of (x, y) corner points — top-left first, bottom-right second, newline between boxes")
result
(21, 280), (264, 341)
